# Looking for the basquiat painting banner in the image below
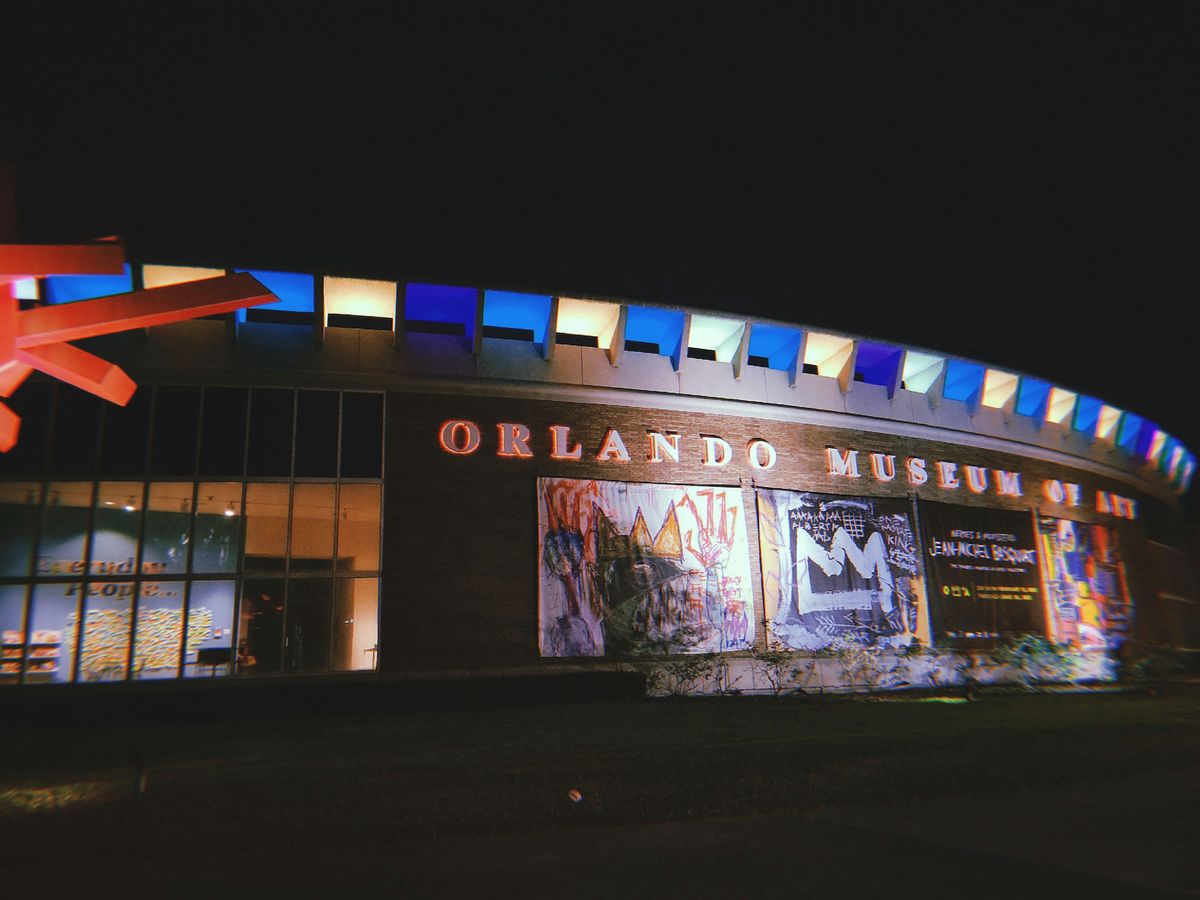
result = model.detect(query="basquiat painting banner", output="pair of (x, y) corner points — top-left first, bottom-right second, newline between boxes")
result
(756, 489), (926, 650)
(917, 500), (1045, 645)
(537, 477), (755, 657)
(1037, 517), (1133, 650)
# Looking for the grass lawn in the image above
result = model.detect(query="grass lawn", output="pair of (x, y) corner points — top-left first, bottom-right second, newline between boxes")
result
(1, 685), (1197, 895)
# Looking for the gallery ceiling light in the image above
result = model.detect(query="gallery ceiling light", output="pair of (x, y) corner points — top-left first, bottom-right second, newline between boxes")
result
(0, 164), (279, 453)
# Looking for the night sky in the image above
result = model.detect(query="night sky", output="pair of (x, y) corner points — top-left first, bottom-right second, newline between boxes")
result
(7, 7), (1199, 507)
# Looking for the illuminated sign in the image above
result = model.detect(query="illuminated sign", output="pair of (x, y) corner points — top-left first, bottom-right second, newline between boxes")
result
(437, 419), (1139, 520)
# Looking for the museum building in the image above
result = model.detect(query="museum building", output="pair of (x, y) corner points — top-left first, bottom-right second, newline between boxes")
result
(0, 262), (1197, 686)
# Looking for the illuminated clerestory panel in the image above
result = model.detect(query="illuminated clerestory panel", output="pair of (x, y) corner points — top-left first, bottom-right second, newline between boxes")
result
(404, 283), (477, 339)
(1117, 412), (1144, 454)
(1180, 453), (1197, 492)
(803, 332), (856, 391)
(624, 306), (687, 366)
(1073, 395), (1102, 435)
(941, 359), (986, 408)
(43, 264), (133, 304)
(324, 276), (396, 330)
(1145, 428), (1169, 467)
(234, 270), (314, 324)
(482, 290), (553, 346)
(854, 342), (904, 397)
(142, 264), (224, 290)
(980, 368), (1019, 410)
(747, 324), (803, 373)
(1045, 387), (1077, 426)
(12, 278), (38, 301)
(687, 314), (745, 363)
(1096, 404), (1123, 442)
(555, 297), (622, 360)
(1164, 439), (1184, 478)
(900, 350), (945, 394)
(1015, 376), (1051, 420)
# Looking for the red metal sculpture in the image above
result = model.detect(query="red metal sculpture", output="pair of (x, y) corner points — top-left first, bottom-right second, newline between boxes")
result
(0, 166), (277, 452)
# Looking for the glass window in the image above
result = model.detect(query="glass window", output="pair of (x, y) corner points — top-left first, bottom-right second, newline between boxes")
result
(0, 482), (41, 577)
(334, 578), (378, 671)
(247, 389), (294, 477)
(78, 581), (135, 682)
(244, 483), (289, 572)
(39, 482), (93, 579)
(150, 387), (201, 477)
(340, 392), (383, 478)
(198, 387), (248, 478)
(133, 581), (184, 680)
(26, 583), (79, 683)
(48, 387), (101, 476)
(143, 483), (193, 575)
(185, 580), (237, 677)
(239, 578), (285, 673)
(0, 381), (50, 476)
(336, 483), (381, 572)
(284, 577), (331, 672)
(100, 388), (151, 477)
(91, 482), (143, 576)
(290, 484), (334, 573)
(193, 483), (241, 574)
(1, 585), (28, 684)
(294, 391), (338, 477)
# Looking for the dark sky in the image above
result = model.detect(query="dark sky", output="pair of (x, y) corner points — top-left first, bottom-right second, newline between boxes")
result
(6, 6), (1200, 502)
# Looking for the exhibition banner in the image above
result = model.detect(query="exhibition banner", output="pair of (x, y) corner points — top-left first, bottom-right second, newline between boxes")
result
(757, 489), (926, 650)
(918, 500), (1046, 645)
(537, 477), (755, 657)
(1037, 516), (1133, 649)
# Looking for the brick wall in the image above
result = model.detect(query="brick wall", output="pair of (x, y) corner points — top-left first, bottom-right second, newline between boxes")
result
(381, 391), (1184, 672)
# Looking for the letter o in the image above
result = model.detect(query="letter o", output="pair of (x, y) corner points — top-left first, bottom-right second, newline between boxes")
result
(439, 419), (481, 455)
(747, 439), (777, 470)
(1043, 479), (1066, 504)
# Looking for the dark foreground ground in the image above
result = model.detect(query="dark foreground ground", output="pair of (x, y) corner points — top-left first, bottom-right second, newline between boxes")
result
(1, 685), (1197, 898)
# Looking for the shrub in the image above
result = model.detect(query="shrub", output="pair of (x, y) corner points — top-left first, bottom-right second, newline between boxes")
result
(991, 634), (1074, 687)
(750, 643), (797, 696)
(646, 653), (717, 697)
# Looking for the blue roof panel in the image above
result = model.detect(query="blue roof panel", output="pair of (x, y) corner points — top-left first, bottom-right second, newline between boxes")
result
(406, 283), (477, 332)
(748, 324), (803, 370)
(483, 290), (553, 343)
(942, 359), (985, 405)
(1015, 377), (1051, 418)
(854, 341), (903, 388)
(625, 306), (685, 351)
(43, 264), (133, 303)
(1117, 412), (1143, 452)
(1072, 395), (1102, 434)
(235, 269), (314, 313)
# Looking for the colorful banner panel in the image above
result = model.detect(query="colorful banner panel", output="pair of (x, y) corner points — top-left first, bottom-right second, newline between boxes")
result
(537, 478), (755, 657)
(757, 489), (926, 650)
(1037, 517), (1133, 649)
(918, 500), (1046, 645)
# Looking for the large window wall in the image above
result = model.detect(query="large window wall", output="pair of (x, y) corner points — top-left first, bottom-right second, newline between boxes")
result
(0, 384), (384, 684)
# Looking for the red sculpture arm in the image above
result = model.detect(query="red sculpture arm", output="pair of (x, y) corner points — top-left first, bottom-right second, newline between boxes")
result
(0, 246), (278, 452)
